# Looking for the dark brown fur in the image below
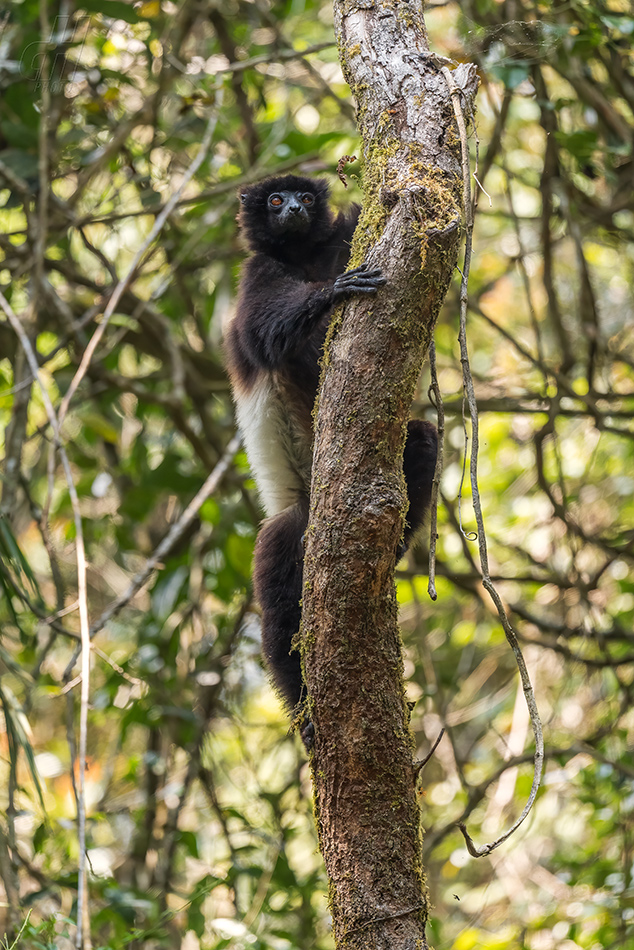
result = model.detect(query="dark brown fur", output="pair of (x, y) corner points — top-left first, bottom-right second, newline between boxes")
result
(226, 176), (437, 731)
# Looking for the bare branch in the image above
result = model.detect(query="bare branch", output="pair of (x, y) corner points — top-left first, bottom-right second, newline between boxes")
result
(88, 432), (241, 640)
(440, 63), (544, 858)
(59, 433), (242, 687)
(0, 287), (92, 945)
(59, 90), (224, 426)
(427, 341), (445, 601)
(414, 728), (445, 775)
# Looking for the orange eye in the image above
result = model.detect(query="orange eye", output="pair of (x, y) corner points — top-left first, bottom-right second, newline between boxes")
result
(269, 195), (283, 206)
(301, 194), (314, 204)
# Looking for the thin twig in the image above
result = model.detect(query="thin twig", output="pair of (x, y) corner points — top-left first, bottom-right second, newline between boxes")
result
(0, 289), (92, 939)
(441, 64), (544, 857)
(35, 0), (50, 305)
(472, 173), (492, 205)
(457, 397), (477, 543)
(2, 909), (32, 950)
(61, 432), (242, 680)
(173, 40), (334, 78)
(73, 151), (320, 228)
(427, 342), (444, 600)
(414, 728), (445, 775)
(58, 89), (224, 426)
(91, 645), (147, 688)
(90, 432), (241, 638)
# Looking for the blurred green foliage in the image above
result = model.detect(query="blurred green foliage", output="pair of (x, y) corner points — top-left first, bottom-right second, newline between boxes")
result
(0, 0), (633, 947)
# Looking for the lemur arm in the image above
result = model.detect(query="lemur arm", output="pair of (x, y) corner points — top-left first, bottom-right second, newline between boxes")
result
(235, 257), (386, 370)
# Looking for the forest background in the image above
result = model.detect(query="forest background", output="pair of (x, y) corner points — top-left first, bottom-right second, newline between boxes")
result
(0, 0), (633, 948)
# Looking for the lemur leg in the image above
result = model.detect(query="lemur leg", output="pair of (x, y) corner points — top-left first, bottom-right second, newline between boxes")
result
(402, 419), (438, 552)
(252, 500), (308, 713)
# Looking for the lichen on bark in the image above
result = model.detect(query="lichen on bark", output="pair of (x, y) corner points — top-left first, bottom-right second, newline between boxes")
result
(301, 3), (478, 949)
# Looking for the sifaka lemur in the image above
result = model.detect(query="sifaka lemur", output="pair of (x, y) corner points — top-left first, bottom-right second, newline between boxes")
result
(225, 175), (437, 741)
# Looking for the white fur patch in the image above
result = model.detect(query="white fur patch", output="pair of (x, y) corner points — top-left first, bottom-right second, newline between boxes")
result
(235, 374), (312, 517)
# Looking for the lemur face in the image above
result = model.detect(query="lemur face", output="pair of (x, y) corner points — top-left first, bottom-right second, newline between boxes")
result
(266, 189), (316, 233)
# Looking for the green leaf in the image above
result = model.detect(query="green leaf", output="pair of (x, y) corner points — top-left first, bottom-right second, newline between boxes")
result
(0, 684), (46, 812)
(151, 566), (189, 622)
(0, 515), (43, 602)
(554, 129), (598, 162)
(78, 0), (140, 23)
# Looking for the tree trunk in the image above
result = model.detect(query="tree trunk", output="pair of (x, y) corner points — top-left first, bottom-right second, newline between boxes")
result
(301, 3), (477, 948)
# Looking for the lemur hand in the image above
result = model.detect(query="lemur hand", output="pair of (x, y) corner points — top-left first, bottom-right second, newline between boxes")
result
(331, 264), (386, 303)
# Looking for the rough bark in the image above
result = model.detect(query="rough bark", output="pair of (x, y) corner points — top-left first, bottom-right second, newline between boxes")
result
(300, 4), (478, 949)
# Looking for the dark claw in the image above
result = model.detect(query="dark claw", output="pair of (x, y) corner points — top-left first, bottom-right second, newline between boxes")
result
(349, 283), (386, 294)
(354, 276), (387, 286)
(334, 273), (386, 291)
(342, 268), (384, 282)
(341, 265), (385, 281)
(341, 279), (384, 289)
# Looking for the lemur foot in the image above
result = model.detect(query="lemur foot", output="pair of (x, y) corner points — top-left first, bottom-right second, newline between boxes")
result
(300, 719), (314, 751)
